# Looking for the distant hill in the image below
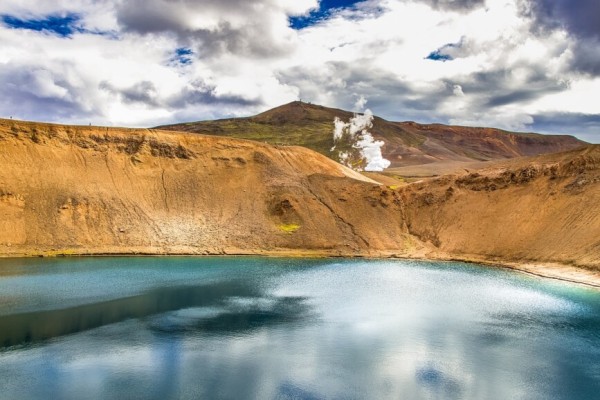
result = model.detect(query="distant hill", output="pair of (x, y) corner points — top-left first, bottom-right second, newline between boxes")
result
(157, 101), (586, 174)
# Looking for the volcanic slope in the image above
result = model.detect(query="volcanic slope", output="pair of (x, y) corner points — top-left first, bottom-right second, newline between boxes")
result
(400, 145), (600, 275)
(0, 118), (417, 257)
(158, 101), (586, 174)
(0, 118), (599, 283)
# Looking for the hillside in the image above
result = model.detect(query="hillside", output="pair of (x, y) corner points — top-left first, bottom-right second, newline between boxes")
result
(1, 118), (599, 284)
(0, 118), (415, 257)
(157, 101), (586, 174)
(401, 145), (600, 275)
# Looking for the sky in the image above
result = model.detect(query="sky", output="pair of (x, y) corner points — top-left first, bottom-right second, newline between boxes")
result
(0, 0), (598, 143)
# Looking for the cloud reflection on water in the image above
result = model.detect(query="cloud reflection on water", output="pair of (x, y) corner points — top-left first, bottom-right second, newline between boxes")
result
(0, 258), (600, 399)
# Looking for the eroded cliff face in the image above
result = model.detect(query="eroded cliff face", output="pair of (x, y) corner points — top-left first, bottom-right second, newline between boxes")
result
(0, 119), (418, 257)
(400, 147), (600, 270)
(0, 118), (598, 273)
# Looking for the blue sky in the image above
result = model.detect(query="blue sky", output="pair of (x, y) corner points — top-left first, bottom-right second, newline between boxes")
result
(1, 13), (82, 37)
(289, 0), (363, 29)
(0, 0), (598, 143)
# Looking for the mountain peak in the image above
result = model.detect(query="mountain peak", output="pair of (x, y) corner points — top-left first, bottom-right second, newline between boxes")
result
(157, 102), (586, 174)
(252, 101), (352, 125)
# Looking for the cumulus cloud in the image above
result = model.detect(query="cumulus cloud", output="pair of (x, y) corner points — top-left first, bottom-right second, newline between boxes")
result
(167, 79), (261, 108)
(529, 112), (600, 143)
(523, 0), (600, 76)
(101, 80), (159, 107)
(354, 94), (368, 111)
(115, 0), (317, 59)
(0, 62), (102, 122)
(0, 0), (597, 142)
(450, 112), (535, 132)
(524, 0), (600, 40)
(416, 0), (486, 12)
(452, 84), (464, 97)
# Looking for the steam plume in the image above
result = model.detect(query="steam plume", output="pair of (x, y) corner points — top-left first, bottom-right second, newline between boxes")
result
(331, 108), (391, 172)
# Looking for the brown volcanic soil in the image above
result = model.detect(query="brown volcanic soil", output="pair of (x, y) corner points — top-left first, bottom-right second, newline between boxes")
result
(0, 118), (418, 258)
(401, 146), (600, 273)
(1, 118), (599, 284)
(158, 101), (586, 170)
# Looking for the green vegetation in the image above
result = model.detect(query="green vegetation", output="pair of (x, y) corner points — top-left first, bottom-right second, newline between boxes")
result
(278, 223), (301, 233)
(158, 101), (580, 169)
(158, 102), (426, 166)
(185, 120), (336, 156)
(161, 103), (368, 162)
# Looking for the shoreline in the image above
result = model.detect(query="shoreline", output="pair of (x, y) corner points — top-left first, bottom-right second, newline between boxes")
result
(1, 249), (599, 289)
(480, 261), (600, 289)
(444, 258), (600, 289)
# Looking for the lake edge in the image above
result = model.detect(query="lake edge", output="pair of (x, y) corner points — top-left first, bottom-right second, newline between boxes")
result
(1, 249), (599, 289)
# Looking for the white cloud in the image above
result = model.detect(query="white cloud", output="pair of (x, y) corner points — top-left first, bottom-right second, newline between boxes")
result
(450, 111), (535, 132)
(452, 84), (464, 97)
(0, 0), (597, 142)
(354, 95), (368, 111)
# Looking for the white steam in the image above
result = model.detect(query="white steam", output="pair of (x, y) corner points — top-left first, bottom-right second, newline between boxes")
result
(355, 131), (391, 172)
(333, 117), (347, 142)
(331, 109), (391, 172)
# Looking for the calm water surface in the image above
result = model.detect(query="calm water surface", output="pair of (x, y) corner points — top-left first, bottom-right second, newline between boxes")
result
(0, 257), (599, 400)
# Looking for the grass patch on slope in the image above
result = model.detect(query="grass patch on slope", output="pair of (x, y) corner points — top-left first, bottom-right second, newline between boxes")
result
(278, 224), (301, 233)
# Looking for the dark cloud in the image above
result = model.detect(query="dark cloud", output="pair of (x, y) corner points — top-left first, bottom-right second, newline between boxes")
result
(168, 80), (261, 108)
(100, 81), (160, 106)
(122, 81), (159, 105)
(278, 57), (593, 136)
(115, 0), (299, 59)
(115, 1), (182, 35)
(100, 79), (260, 110)
(524, 0), (600, 40)
(190, 22), (290, 59)
(0, 64), (98, 122)
(523, 0), (600, 75)
(569, 38), (600, 76)
(452, 65), (569, 107)
(486, 90), (546, 107)
(277, 61), (449, 121)
(484, 81), (567, 107)
(530, 112), (600, 143)
(417, 0), (486, 12)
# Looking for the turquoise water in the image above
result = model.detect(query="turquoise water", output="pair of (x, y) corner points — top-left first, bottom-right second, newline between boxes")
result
(0, 257), (599, 399)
